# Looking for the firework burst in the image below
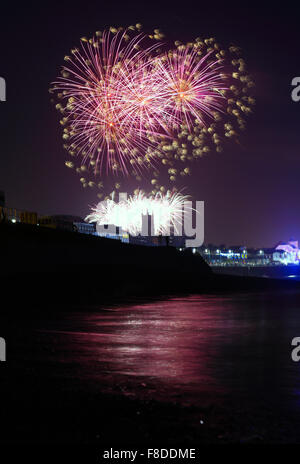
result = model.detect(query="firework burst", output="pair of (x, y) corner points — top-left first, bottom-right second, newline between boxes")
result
(51, 24), (254, 197)
(52, 27), (168, 176)
(154, 48), (227, 129)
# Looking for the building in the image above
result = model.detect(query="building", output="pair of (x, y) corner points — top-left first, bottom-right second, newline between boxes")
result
(94, 216), (186, 247)
(198, 245), (276, 266)
(198, 245), (248, 265)
(73, 221), (96, 236)
(38, 215), (83, 231)
(0, 192), (37, 225)
(273, 249), (285, 262)
(274, 240), (300, 265)
(196, 241), (300, 267)
(96, 224), (130, 243)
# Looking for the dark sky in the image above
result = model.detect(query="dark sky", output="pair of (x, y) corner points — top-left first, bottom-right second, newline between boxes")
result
(0, 0), (300, 247)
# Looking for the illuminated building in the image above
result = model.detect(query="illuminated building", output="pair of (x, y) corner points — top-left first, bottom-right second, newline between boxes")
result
(92, 214), (185, 246)
(0, 193), (37, 225)
(196, 241), (300, 267)
(73, 222), (96, 236)
(96, 225), (130, 243)
(274, 240), (300, 265)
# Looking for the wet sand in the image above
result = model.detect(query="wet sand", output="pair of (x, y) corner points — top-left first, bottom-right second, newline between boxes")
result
(1, 293), (300, 444)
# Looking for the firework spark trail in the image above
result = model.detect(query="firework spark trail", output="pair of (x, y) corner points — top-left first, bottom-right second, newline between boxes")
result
(85, 191), (191, 236)
(53, 29), (173, 176)
(154, 49), (228, 129)
(51, 25), (254, 195)
(52, 30), (228, 176)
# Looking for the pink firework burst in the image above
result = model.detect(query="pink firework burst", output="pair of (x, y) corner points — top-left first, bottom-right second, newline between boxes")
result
(51, 28), (237, 188)
(53, 29), (173, 176)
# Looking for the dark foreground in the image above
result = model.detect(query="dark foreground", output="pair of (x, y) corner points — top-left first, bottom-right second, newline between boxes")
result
(2, 374), (299, 444)
(2, 222), (300, 444)
(1, 292), (300, 444)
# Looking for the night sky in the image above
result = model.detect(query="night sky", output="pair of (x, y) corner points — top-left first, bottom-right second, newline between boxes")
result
(0, 0), (300, 247)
